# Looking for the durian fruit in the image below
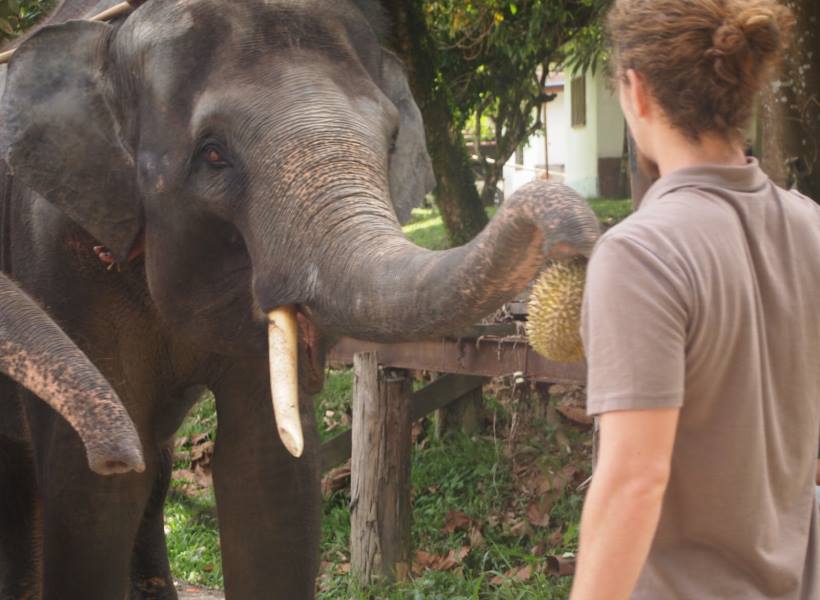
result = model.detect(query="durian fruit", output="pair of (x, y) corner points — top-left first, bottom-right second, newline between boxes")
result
(526, 259), (586, 363)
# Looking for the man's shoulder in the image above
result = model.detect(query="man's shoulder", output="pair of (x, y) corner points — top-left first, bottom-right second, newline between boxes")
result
(598, 189), (741, 261)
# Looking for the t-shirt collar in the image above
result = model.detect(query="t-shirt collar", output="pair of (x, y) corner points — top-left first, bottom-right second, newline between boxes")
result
(640, 158), (770, 209)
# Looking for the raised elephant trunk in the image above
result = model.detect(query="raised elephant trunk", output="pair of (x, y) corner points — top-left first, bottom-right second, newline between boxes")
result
(258, 173), (599, 456)
(0, 273), (145, 475)
(306, 180), (600, 340)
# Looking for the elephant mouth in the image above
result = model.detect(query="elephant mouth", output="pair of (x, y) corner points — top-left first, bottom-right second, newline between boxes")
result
(267, 305), (326, 458)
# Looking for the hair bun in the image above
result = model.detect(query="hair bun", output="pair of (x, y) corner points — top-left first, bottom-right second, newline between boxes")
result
(712, 22), (747, 55)
(738, 9), (781, 56)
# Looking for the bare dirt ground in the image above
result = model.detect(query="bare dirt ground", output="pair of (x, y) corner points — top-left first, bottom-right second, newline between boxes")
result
(176, 583), (225, 599)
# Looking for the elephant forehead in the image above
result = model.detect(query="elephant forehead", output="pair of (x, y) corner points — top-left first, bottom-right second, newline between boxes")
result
(188, 71), (389, 144)
(128, 4), (194, 48)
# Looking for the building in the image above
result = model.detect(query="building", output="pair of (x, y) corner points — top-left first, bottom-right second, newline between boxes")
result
(502, 68), (627, 200)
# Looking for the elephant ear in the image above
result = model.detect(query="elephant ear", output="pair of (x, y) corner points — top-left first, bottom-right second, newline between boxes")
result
(2, 20), (142, 263)
(380, 51), (435, 225)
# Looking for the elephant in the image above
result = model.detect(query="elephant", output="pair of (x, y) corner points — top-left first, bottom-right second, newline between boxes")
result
(0, 0), (600, 598)
(0, 270), (145, 476)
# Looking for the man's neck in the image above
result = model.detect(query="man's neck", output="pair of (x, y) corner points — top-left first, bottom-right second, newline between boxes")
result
(650, 127), (747, 177)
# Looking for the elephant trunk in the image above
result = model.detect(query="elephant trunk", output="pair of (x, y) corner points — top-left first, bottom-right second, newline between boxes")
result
(306, 179), (600, 341)
(260, 180), (598, 457)
(0, 274), (144, 475)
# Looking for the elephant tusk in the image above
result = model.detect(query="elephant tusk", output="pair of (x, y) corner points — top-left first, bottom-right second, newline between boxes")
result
(268, 306), (304, 458)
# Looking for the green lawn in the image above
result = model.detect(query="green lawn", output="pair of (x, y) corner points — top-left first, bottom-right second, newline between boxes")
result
(165, 192), (625, 594)
(167, 376), (591, 597)
(404, 196), (632, 249)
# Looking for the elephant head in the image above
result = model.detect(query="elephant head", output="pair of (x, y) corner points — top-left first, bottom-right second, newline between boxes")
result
(0, 272), (144, 475)
(1, 0), (599, 456)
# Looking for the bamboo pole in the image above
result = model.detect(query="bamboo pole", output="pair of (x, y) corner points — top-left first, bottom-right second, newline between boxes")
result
(90, 2), (133, 22)
(0, 1), (134, 65)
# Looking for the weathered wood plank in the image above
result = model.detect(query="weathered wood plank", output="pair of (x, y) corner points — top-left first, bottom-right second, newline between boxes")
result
(329, 337), (585, 384)
(350, 354), (412, 584)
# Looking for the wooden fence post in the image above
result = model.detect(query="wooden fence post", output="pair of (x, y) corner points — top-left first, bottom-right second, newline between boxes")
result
(350, 353), (412, 584)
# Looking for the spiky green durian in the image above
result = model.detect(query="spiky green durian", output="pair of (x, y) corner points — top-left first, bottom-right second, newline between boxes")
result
(526, 260), (586, 363)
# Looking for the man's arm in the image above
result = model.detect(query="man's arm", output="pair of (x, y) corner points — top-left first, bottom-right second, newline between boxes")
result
(570, 408), (679, 600)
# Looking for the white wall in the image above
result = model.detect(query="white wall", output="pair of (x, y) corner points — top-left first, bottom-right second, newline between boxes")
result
(500, 70), (625, 200)
(521, 91), (568, 169)
(564, 70), (599, 197)
(596, 74), (625, 159)
(502, 91), (567, 199)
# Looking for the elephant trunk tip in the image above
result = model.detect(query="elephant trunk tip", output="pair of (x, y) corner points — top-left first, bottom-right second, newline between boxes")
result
(82, 422), (146, 476)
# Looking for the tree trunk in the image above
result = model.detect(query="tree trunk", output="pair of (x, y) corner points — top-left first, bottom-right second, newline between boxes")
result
(759, 0), (819, 200)
(473, 106), (482, 157)
(543, 103), (550, 180)
(383, 0), (489, 246)
(480, 165), (502, 207)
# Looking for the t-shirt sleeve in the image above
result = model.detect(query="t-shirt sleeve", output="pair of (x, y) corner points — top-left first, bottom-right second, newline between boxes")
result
(582, 234), (688, 415)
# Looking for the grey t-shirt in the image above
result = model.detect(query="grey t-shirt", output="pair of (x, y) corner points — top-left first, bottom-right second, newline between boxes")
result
(582, 159), (820, 599)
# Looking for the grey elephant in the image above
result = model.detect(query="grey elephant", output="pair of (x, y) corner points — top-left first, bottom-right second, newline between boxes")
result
(0, 0), (599, 598)
(0, 270), (144, 476)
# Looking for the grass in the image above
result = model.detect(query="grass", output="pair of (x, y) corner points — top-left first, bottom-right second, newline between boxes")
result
(585, 197), (633, 226)
(167, 376), (592, 597)
(164, 192), (624, 595)
(404, 196), (632, 250)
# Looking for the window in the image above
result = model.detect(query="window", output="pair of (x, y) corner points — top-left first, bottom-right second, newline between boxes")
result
(571, 76), (587, 128)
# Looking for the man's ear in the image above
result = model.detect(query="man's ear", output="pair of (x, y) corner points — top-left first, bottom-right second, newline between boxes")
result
(625, 68), (652, 120)
(380, 51), (435, 225)
(2, 20), (143, 262)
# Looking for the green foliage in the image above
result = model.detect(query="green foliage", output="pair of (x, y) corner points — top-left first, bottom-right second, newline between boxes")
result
(423, 0), (610, 201)
(560, 18), (608, 77)
(426, 0), (606, 122)
(165, 489), (222, 588)
(0, 0), (52, 41)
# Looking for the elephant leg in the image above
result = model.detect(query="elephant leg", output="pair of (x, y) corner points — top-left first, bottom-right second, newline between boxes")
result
(0, 435), (38, 600)
(25, 397), (155, 600)
(130, 445), (177, 600)
(212, 366), (321, 600)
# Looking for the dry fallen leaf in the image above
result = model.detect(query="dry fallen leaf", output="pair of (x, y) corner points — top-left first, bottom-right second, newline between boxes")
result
(321, 461), (351, 497)
(412, 547), (469, 574)
(490, 564), (533, 585)
(443, 511), (472, 534)
(526, 497), (552, 528)
(469, 525), (485, 549)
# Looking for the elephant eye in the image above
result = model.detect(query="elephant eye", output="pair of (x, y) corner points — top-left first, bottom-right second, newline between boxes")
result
(202, 144), (230, 168)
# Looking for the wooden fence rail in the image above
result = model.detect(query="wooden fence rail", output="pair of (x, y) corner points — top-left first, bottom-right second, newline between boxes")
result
(321, 331), (587, 585)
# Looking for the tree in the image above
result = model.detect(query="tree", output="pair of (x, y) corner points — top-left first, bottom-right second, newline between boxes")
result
(383, 0), (491, 246)
(384, 0), (607, 246)
(0, 0), (52, 41)
(758, 0), (819, 200)
(427, 1), (606, 207)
